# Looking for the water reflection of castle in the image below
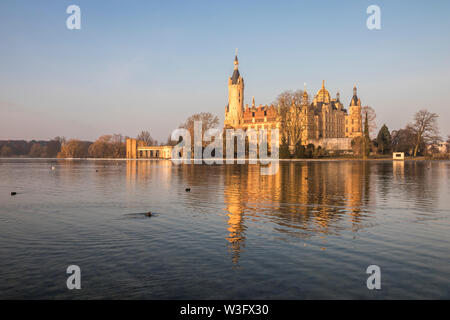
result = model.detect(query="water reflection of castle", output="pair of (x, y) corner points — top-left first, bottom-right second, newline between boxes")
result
(223, 162), (373, 264)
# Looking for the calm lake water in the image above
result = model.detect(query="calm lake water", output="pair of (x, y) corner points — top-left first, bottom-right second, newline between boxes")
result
(0, 159), (449, 299)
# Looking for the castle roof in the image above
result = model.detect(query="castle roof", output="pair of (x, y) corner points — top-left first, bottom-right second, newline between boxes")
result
(231, 69), (240, 84)
(231, 54), (241, 84)
(316, 80), (330, 100)
(350, 86), (359, 106)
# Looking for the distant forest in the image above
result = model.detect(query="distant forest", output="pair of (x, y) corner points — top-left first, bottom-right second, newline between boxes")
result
(0, 135), (126, 158)
(0, 139), (64, 158)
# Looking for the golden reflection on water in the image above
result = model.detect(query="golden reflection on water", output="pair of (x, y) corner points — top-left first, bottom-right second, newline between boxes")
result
(222, 162), (372, 264)
(125, 160), (445, 265)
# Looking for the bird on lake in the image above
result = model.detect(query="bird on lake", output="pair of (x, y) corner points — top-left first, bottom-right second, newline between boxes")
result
(185, 188), (191, 192)
(145, 211), (152, 217)
(10, 192), (17, 196)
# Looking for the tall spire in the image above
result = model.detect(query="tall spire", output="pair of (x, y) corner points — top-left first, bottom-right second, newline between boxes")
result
(252, 96), (255, 107)
(230, 50), (241, 84)
(350, 85), (359, 106)
(322, 80), (325, 89)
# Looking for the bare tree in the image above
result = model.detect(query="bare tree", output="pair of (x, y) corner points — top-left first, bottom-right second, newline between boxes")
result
(180, 112), (219, 133)
(111, 133), (126, 157)
(54, 136), (66, 146)
(273, 90), (306, 151)
(362, 106), (377, 138)
(178, 112), (219, 148)
(137, 131), (156, 146)
(286, 103), (307, 151)
(408, 109), (440, 157)
(58, 139), (90, 158)
(88, 134), (126, 158)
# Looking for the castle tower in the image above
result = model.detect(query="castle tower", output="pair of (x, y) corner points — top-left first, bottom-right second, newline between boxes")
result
(302, 83), (309, 106)
(225, 53), (244, 128)
(302, 91), (309, 106)
(345, 85), (363, 138)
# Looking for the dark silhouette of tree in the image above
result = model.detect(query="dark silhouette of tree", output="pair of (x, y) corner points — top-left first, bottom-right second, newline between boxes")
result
(45, 139), (61, 157)
(446, 135), (450, 153)
(376, 124), (392, 155)
(0, 145), (12, 157)
(363, 111), (370, 158)
(29, 143), (44, 158)
(54, 136), (66, 146)
(279, 136), (290, 159)
(391, 128), (417, 155)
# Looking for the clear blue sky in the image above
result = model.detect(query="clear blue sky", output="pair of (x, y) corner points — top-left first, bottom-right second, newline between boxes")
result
(1, 0), (449, 142)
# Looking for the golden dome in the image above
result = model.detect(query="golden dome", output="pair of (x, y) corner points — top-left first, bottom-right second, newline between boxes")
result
(315, 80), (330, 103)
(316, 80), (330, 97)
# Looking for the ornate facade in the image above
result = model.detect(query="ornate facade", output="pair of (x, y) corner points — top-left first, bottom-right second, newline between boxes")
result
(224, 55), (363, 149)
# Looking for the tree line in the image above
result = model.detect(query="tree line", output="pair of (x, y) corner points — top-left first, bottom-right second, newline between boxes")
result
(0, 132), (162, 158)
(1, 103), (448, 159)
(0, 137), (65, 158)
(353, 109), (447, 158)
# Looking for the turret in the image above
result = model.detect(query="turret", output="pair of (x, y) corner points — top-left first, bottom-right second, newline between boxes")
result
(302, 83), (309, 106)
(350, 85), (361, 107)
(345, 85), (363, 138)
(225, 52), (244, 128)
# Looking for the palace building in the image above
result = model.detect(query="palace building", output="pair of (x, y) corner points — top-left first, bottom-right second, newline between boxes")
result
(224, 55), (363, 150)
